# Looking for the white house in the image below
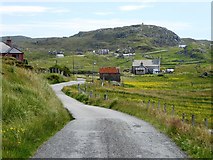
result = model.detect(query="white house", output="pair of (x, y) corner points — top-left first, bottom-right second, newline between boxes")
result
(166, 68), (174, 73)
(132, 59), (160, 75)
(123, 53), (135, 58)
(56, 53), (64, 58)
(179, 45), (187, 48)
(96, 49), (109, 55)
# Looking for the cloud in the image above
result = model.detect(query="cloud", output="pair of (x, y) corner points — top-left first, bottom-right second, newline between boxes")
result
(119, 5), (151, 11)
(52, 9), (70, 13)
(0, 6), (70, 15)
(0, 6), (49, 14)
(1, 0), (211, 2)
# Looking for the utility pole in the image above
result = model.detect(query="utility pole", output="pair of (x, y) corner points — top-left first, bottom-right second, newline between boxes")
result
(92, 61), (96, 83)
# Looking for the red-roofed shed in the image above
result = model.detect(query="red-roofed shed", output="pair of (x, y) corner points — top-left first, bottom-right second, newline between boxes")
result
(99, 67), (120, 82)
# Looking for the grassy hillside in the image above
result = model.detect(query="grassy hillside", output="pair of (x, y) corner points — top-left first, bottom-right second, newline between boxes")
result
(28, 43), (211, 74)
(2, 60), (72, 158)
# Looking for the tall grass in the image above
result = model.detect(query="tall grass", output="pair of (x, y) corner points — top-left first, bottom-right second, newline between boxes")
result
(0, 57), (2, 158)
(2, 63), (72, 158)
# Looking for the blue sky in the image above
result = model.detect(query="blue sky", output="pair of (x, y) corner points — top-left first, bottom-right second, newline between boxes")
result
(0, 0), (211, 40)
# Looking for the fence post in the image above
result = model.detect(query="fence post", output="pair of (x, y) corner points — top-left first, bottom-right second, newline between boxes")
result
(78, 84), (80, 93)
(147, 100), (150, 110)
(142, 100), (145, 107)
(171, 105), (175, 115)
(152, 102), (155, 110)
(164, 103), (166, 113)
(85, 84), (87, 92)
(182, 113), (185, 122)
(104, 93), (108, 100)
(89, 91), (93, 98)
(192, 114), (195, 126)
(204, 118), (208, 128)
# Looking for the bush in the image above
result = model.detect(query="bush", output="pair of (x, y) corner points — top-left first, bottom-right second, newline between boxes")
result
(76, 94), (89, 104)
(45, 74), (65, 84)
(49, 65), (72, 77)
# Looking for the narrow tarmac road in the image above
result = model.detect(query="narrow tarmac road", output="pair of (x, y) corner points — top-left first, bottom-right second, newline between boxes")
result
(33, 80), (187, 158)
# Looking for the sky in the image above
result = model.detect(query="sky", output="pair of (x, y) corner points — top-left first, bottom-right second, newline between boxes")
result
(0, 0), (211, 40)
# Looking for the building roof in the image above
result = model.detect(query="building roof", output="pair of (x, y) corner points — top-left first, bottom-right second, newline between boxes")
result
(0, 42), (23, 54)
(132, 59), (160, 67)
(0, 42), (10, 53)
(99, 67), (120, 74)
(179, 45), (187, 48)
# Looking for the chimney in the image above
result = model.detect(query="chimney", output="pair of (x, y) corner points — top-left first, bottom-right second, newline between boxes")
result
(6, 37), (12, 47)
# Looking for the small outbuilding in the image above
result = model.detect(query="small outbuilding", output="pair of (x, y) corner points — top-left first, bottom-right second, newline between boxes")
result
(99, 67), (120, 82)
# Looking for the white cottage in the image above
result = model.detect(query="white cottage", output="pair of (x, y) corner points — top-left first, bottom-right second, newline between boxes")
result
(132, 59), (160, 75)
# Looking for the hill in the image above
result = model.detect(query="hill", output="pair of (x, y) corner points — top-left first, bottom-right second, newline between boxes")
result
(1, 24), (181, 52)
(1, 23), (211, 64)
(1, 58), (72, 158)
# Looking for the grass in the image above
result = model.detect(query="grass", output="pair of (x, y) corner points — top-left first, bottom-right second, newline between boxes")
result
(2, 61), (72, 158)
(62, 66), (212, 158)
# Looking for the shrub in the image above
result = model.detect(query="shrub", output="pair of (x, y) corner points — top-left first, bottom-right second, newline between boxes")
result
(45, 73), (65, 84)
(76, 94), (89, 104)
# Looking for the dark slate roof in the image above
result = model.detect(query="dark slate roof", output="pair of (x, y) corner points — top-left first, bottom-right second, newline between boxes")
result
(132, 59), (160, 67)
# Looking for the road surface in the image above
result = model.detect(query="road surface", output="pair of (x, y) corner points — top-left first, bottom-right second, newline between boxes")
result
(33, 80), (187, 158)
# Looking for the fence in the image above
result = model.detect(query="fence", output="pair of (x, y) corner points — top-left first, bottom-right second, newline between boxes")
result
(142, 100), (209, 128)
(76, 84), (210, 129)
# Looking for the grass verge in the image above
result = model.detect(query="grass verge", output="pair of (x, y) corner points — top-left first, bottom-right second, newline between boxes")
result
(2, 62), (72, 158)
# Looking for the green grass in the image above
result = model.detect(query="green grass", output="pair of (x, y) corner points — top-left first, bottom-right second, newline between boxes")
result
(62, 67), (212, 158)
(29, 53), (133, 73)
(2, 62), (72, 158)
(27, 44), (211, 74)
